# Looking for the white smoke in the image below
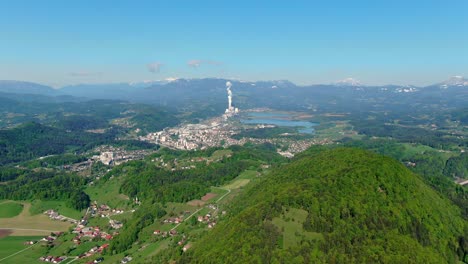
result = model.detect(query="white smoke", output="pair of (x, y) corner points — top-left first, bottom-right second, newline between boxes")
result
(226, 81), (233, 109)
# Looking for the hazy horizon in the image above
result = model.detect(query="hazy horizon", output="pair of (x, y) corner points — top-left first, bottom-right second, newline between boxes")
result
(1, 1), (467, 87)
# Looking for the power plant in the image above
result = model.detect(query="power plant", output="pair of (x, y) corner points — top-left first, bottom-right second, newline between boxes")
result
(224, 81), (239, 117)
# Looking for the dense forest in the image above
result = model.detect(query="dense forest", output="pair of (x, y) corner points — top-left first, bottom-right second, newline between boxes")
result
(350, 119), (466, 149)
(170, 148), (467, 263)
(0, 169), (90, 210)
(0, 122), (116, 165)
(341, 138), (468, 219)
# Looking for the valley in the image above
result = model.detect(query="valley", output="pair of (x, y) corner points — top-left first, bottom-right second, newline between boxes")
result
(0, 78), (466, 263)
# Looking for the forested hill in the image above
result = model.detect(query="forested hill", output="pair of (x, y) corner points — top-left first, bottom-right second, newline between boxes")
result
(180, 148), (468, 263)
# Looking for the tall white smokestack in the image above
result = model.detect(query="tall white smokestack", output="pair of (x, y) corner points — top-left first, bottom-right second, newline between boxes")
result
(226, 81), (233, 110)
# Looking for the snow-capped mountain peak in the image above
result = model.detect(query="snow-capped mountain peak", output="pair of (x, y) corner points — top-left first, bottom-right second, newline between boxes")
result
(439, 76), (468, 88)
(335, 77), (362, 86)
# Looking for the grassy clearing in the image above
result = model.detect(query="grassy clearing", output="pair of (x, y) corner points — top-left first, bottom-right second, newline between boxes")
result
(165, 202), (197, 216)
(221, 170), (257, 190)
(272, 208), (322, 249)
(210, 149), (233, 160)
(30, 200), (82, 219)
(209, 187), (229, 196)
(237, 169), (258, 179)
(0, 201), (23, 218)
(401, 143), (456, 161)
(223, 179), (250, 190)
(314, 120), (364, 141)
(0, 203), (72, 236)
(86, 176), (130, 209)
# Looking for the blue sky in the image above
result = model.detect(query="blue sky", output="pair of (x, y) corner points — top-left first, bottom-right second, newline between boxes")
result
(1, 0), (467, 86)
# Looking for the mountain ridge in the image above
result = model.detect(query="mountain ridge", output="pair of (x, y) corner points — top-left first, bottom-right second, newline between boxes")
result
(177, 148), (467, 263)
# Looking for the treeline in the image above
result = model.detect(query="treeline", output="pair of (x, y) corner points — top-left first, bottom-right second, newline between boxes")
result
(351, 119), (466, 149)
(0, 122), (116, 165)
(129, 107), (180, 133)
(0, 169), (90, 210)
(444, 152), (468, 178)
(232, 127), (310, 140)
(21, 154), (88, 169)
(0, 122), (160, 166)
(0, 167), (27, 182)
(108, 203), (166, 254)
(118, 158), (252, 203)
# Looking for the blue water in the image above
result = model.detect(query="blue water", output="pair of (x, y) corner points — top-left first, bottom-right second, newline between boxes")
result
(241, 112), (317, 134)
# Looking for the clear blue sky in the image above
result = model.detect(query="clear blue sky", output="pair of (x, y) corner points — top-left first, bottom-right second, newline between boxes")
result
(1, 0), (467, 86)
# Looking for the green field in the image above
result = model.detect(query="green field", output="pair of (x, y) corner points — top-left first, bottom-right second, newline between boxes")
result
(272, 208), (322, 249)
(0, 202), (72, 237)
(210, 149), (233, 160)
(314, 120), (359, 141)
(86, 176), (131, 209)
(0, 201), (24, 218)
(29, 200), (83, 220)
(221, 170), (257, 190)
(0, 236), (45, 262)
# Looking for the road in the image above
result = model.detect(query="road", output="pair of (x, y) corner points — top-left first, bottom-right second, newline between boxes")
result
(0, 242), (37, 262)
(457, 179), (468, 186)
(216, 188), (231, 203)
(171, 208), (203, 231)
(171, 188), (231, 231)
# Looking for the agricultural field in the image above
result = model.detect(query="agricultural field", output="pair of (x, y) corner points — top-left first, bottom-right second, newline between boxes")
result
(0, 202), (72, 236)
(0, 201), (23, 218)
(29, 200), (83, 220)
(314, 120), (359, 141)
(0, 236), (45, 263)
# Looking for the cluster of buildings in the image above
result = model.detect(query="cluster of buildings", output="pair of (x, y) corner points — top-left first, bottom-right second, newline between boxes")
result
(284, 138), (333, 155)
(72, 226), (114, 242)
(38, 256), (67, 263)
(60, 146), (153, 173)
(140, 82), (244, 150)
(109, 219), (123, 229)
(163, 216), (184, 225)
(93, 146), (152, 166)
(197, 213), (217, 228)
(89, 203), (124, 219)
(153, 229), (178, 237)
(141, 117), (240, 150)
(40, 232), (63, 243)
(43, 210), (78, 224)
(140, 110), (331, 156)
(62, 159), (94, 172)
(78, 244), (109, 259)
(120, 256), (133, 263)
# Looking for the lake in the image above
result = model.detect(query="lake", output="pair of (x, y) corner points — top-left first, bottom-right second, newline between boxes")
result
(241, 112), (317, 134)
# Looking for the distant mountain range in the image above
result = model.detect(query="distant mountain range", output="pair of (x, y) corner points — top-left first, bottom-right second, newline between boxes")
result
(0, 80), (58, 95)
(0, 76), (466, 112)
(438, 76), (468, 89)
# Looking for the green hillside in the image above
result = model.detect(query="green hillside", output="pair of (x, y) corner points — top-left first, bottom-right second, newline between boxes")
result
(179, 148), (468, 263)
